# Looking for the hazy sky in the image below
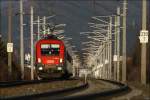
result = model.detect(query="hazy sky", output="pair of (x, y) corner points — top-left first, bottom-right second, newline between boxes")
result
(1, 0), (148, 59)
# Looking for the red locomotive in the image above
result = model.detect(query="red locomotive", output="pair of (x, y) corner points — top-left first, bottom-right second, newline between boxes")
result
(35, 35), (73, 79)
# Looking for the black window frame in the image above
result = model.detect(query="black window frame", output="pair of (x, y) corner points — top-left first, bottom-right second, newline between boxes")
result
(40, 44), (60, 56)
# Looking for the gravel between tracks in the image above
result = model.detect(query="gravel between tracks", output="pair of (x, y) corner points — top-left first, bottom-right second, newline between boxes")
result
(0, 80), (82, 98)
(67, 79), (119, 97)
(111, 82), (150, 100)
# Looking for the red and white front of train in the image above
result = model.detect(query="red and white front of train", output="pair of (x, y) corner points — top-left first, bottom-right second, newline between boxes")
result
(35, 39), (65, 78)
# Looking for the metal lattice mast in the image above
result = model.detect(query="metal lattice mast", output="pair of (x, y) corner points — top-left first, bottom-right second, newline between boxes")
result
(37, 16), (40, 40)
(140, 0), (148, 84)
(114, 15), (117, 81)
(102, 43), (105, 79)
(122, 0), (127, 82)
(109, 17), (112, 79)
(30, 6), (34, 80)
(107, 20), (109, 79)
(103, 43), (106, 79)
(117, 7), (121, 82)
(105, 39), (108, 79)
(8, 1), (12, 78)
(20, 0), (24, 80)
(99, 46), (102, 78)
(43, 16), (46, 35)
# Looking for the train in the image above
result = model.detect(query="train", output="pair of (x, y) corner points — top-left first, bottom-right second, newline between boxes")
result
(35, 35), (73, 80)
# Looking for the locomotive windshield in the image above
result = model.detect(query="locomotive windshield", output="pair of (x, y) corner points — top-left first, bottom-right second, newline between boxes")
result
(41, 44), (60, 56)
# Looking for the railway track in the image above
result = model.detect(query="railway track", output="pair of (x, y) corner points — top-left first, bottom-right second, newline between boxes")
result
(0, 78), (74, 88)
(0, 78), (86, 100)
(57, 79), (130, 100)
(0, 78), (130, 100)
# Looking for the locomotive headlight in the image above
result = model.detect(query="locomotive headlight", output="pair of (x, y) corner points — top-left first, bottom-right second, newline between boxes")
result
(60, 58), (63, 63)
(38, 66), (43, 70)
(57, 67), (62, 70)
(38, 58), (41, 63)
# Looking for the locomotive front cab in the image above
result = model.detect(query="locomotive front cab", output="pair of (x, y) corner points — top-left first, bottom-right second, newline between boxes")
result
(36, 39), (65, 78)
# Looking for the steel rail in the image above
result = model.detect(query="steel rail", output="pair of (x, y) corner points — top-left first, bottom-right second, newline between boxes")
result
(0, 78), (76, 88)
(0, 79), (130, 100)
(60, 79), (130, 100)
(1, 79), (88, 100)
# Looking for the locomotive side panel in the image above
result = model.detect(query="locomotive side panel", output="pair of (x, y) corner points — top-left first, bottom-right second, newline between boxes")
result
(66, 52), (73, 75)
